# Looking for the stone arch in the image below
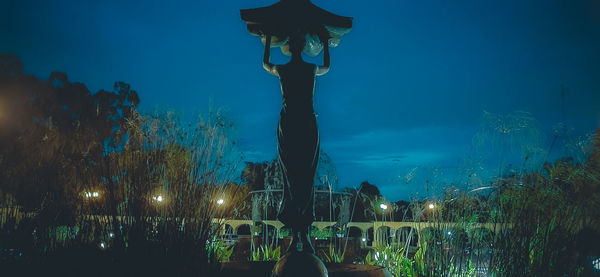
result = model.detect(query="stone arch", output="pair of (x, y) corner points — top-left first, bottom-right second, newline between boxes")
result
(396, 227), (418, 247)
(224, 224), (234, 235)
(347, 226), (362, 238)
(375, 226), (392, 246)
(236, 224), (251, 235)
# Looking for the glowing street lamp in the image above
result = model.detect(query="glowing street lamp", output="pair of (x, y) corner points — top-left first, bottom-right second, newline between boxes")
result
(380, 203), (388, 224)
(217, 198), (224, 205)
(152, 195), (164, 203)
(84, 191), (100, 199)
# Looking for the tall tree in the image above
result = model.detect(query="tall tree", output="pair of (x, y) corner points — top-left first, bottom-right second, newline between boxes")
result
(0, 54), (139, 223)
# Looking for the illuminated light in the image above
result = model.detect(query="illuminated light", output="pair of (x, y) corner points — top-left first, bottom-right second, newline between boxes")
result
(361, 237), (366, 242)
(593, 258), (600, 270)
(217, 198), (224, 205)
(153, 195), (164, 202)
(379, 203), (388, 210)
(428, 203), (435, 209)
(84, 191), (100, 198)
(100, 242), (105, 249)
(109, 232), (114, 238)
(447, 231), (452, 235)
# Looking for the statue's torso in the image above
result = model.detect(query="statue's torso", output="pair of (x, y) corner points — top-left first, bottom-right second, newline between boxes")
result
(277, 62), (316, 114)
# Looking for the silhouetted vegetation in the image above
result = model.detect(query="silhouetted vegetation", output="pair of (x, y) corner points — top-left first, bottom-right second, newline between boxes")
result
(365, 129), (600, 276)
(0, 55), (243, 276)
(1, 55), (599, 276)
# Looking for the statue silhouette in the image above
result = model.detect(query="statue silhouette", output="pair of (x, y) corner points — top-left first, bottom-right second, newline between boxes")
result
(241, 2), (351, 275)
(241, 1), (351, 263)
(263, 31), (330, 253)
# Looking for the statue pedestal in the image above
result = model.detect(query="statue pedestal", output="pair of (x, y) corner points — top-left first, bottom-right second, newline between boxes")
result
(272, 252), (327, 277)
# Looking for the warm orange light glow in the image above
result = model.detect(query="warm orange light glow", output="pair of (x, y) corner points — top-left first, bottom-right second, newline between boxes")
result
(84, 191), (100, 199)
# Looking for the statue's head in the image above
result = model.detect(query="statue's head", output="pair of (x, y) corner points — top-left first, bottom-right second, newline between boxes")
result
(288, 32), (306, 56)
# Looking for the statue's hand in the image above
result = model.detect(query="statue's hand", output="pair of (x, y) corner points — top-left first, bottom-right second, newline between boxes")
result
(318, 32), (331, 45)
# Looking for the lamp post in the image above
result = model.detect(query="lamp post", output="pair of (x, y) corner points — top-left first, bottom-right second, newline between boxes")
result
(379, 203), (388, 246)
(427, 202), (437, 222)
(379, 203), (388, 222)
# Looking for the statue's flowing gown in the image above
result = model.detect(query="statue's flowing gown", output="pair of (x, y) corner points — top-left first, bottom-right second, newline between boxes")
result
(275, 62), (319, 230)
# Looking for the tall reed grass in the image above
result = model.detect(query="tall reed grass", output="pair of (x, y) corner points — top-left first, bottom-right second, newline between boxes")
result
(0, 109), (243, 276)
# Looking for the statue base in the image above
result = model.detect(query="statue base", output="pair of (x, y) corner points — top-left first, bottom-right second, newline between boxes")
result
(272, 251), (327, 277)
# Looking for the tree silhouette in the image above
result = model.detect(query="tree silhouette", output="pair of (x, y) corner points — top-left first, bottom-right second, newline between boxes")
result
(0, 54), (139, 224)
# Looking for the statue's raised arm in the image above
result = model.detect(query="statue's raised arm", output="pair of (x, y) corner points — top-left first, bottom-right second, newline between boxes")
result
(316, 35), (330, 76)
(263, 34), (279, 76)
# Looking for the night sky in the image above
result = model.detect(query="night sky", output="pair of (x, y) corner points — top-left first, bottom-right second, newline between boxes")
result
(2, 0), (599, 201)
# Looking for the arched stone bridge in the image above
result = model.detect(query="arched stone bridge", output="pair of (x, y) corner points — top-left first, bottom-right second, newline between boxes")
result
(213, 219), (510, 247)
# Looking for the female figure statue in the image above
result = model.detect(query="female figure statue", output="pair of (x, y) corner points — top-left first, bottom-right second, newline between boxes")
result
(263, 31), (329, 253)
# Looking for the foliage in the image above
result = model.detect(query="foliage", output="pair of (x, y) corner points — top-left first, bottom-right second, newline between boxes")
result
(365, 244), (415, 277)
(0, 54), (139, 223)
(360, 130), (600, 276)
(310, 227), (334, 239)
(401, 151), (600, 276)
(206, 238), (234, 263)
(277, 228), (290, 238)
(318, 243), (345, 263)
(241, 161), (268, 191)
(0, 56), (244, 275)
(251, 244), (280, 261)
(448, 259), (475, 277)
(412, 241), (426, 276)
(487, 157), (600, 276)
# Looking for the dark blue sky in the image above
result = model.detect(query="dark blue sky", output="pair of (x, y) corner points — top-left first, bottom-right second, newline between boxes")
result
(2, 0), (599, 200)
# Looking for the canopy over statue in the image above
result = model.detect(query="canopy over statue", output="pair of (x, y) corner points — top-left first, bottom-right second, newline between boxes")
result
(241, 0), (353, 56)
